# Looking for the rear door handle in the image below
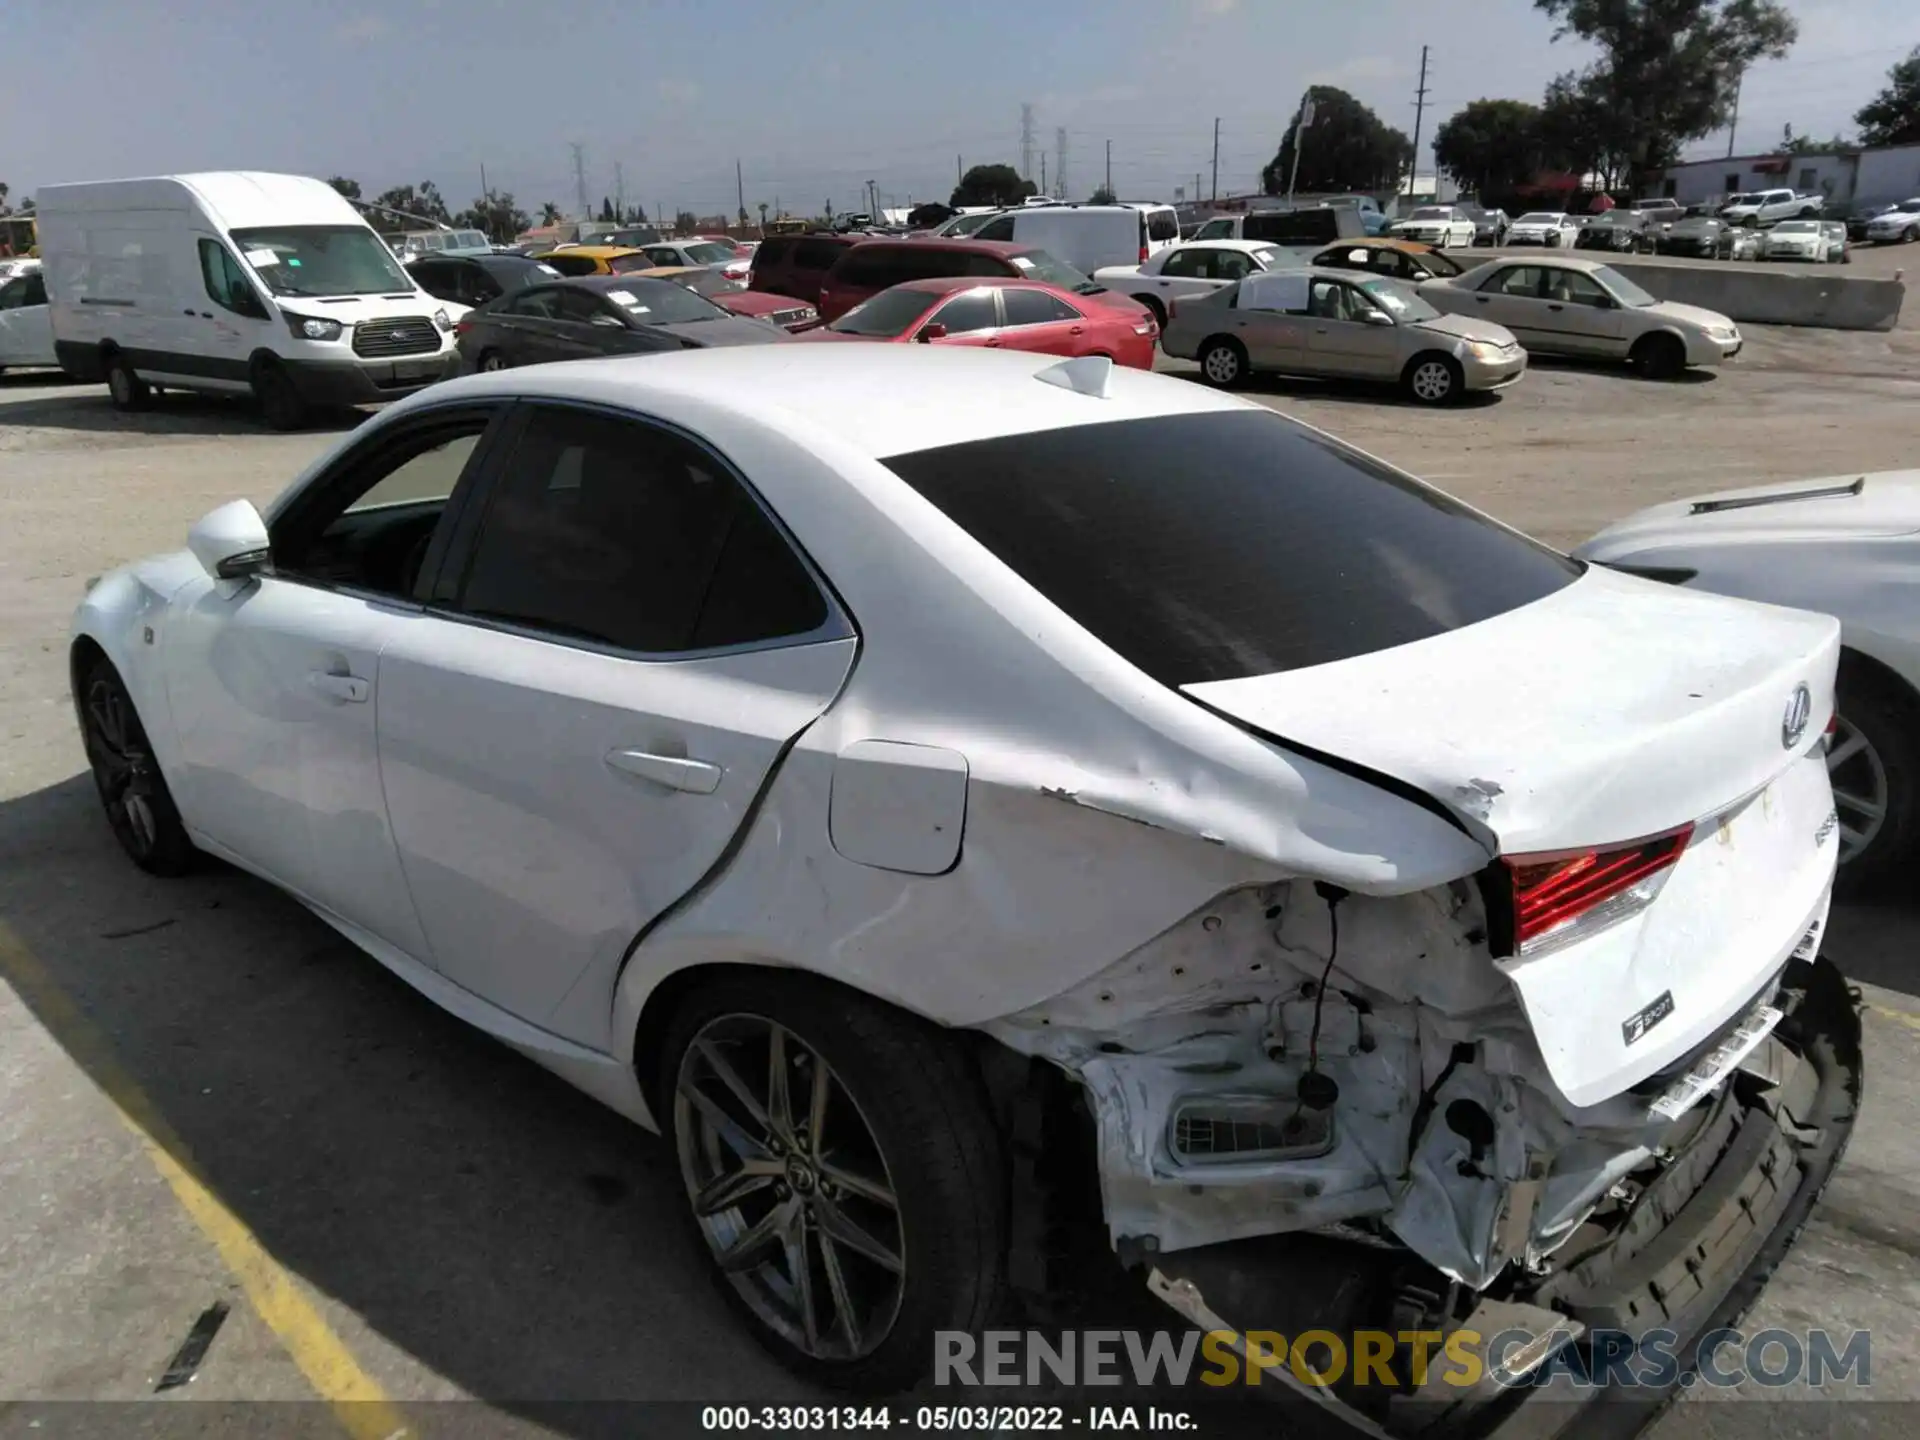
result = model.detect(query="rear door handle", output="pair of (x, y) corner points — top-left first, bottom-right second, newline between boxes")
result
(307, 672), (370, 704)
(605, 748), (722, 794)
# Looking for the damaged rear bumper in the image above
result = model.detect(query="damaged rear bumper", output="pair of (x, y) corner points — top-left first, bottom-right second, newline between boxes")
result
(1143, 954), (1862, 1439)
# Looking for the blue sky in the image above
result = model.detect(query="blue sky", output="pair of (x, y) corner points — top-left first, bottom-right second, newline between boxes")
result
(2, 0), (1912, 217)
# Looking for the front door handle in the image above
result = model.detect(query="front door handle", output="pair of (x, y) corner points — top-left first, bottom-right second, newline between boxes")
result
(308, 671), (370, 704)
(1547, 303), (1565, 311)
(606, 748), (722, 794)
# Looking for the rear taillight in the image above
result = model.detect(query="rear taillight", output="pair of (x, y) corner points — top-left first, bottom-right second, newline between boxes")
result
(1140, 244), (1149, 262)
(1133, 318), (1156, 335)
(454, 319), (473, 335)
(1502, 825), (1692, 957)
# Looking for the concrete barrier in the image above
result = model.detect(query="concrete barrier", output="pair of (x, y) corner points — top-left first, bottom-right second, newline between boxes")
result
(1571, 258), (1902, 332)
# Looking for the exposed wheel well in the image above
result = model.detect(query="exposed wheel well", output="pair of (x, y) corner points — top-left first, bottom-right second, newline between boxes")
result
(68, 635), (110, 728)
(1840, 644), (1920, 715)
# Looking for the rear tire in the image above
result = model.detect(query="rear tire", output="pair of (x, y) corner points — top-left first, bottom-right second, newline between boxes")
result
(104, 353), (150, 411)
(1197, 337), (1247, 388)
(1631, 332), (1687, 381)
(659, 971), (1006, 1393)
(478, 350), (509, 373)
(78, 654), (196, 876)
(253, 361), (309, 431)
(1831, 660), (1920, 894)
(1402, 353), (1462, 405)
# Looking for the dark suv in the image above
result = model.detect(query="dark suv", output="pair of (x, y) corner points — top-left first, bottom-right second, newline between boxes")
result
(748, 233), (869, 304)
(816, 239), (1129, 323)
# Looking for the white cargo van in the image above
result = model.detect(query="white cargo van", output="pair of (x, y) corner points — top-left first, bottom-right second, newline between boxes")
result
(970, 203), (1181, 274)
(37, 172), (458, 429)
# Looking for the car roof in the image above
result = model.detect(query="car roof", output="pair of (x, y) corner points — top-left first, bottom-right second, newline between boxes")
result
(1174, 238), (1280, 253)
(894, 275), (1065, 296)
(1323, 237), (1433, 254)
(532, 245), (646, 260)
(553, 274), (694, 293)
(851, 237), (1029, 256)
(421, 345), (1246, 459)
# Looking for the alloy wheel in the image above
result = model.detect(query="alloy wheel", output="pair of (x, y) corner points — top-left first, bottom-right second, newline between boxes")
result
(1827, 715), (1890, 865)
(83, 677), (159, 857)
(675, 1014), (905, 1361)
(1410, 361), (1454, 403)
(1202, 345), (1240, 385)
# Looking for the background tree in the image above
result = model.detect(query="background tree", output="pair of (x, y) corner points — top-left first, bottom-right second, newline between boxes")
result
(453, 191), (531, 242)
(1534, 0), (1798, 188)
(1260, 87), (1411, 194)
(1855, 45), (1920, 147)
(1779, 123), (1855, 155)
(372, 182), (451, 226)
(1434, 99), (1546, 197)
(540, 201), (564, 224)
(674, 209), (699, 233)
(1088, 185), (1117, 205)
(0, 181), (9, 213)
(757, 201), (769, 229)
(951, 164), (1037, 208)
(598, 196), (616, 222)
(326, 176), (362, 201)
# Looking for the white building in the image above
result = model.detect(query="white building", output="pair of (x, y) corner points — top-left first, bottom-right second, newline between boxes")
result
(1658, 142), (1920, 210)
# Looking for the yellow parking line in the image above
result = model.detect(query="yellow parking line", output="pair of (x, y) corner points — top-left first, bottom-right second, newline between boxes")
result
(0, 920), (411, 1440)
(1869, 1003), (1920, 1036)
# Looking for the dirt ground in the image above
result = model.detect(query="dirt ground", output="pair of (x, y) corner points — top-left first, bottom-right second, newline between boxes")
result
(1, 250), (1917, 1436)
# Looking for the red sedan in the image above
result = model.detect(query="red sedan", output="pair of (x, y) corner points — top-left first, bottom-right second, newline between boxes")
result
(632, 266), (819, 331)
(791, 276), (1156, 368)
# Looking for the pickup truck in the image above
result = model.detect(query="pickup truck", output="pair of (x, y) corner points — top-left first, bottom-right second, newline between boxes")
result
(1718, 188), (1823, 228)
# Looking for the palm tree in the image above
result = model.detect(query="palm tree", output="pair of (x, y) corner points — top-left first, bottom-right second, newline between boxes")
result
(540, 201), (563, 225)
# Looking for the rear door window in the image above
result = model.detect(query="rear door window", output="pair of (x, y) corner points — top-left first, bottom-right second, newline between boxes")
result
(881, 411), (1578, 686)
(794, 239), (844, 271)
(1001, 289), (1078, 325)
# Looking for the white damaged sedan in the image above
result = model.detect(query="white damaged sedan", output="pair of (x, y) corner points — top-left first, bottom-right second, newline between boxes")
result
(72, 347), (1859, 1429)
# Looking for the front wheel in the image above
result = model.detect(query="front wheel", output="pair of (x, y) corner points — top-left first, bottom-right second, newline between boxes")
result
(1403, 353), (1462, 405)
(78, 655), (196, 876)
(253, 362), (310, 431)
(1631, 331), (1687, 381)
(662, 973), (1005, 1391)
(478, 350), (509, 373)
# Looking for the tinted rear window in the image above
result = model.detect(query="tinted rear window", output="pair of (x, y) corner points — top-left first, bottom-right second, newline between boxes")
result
(1147, 209), (1180, 241)
(881, 411), (1579, 686)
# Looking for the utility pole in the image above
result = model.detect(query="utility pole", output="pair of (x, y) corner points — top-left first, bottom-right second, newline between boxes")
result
(1040, 152), (1047, 196)
(1726, 69), (1743, 159)
(614, 162), (624, 220)
(1106, 139), (1113, 196)
(1408, 45), (1431, 198)
(570, 141), (589, 221)
(1055, 127), (1067, 200)
(736, 158), (746, 225)
(480, 162), (488, 199)
(1286, 93), (1315, 203)
(957, 154), (964, 187)
(1210, 118), (1221, 203)
(1020, 103), (1037, 183)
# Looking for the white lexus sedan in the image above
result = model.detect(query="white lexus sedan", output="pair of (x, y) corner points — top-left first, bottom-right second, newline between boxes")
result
(72, 347), (1858, 1425)
(1580, 470), (1920, 890)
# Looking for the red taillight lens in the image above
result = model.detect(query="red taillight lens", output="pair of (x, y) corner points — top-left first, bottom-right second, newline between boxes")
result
(1140, 244), (1149, 262)
(1503, 826), (1692, 953)
(454, 319), (473, 335)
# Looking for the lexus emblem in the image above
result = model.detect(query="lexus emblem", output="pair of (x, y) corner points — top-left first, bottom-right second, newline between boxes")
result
(1782, 683), (1812, 749)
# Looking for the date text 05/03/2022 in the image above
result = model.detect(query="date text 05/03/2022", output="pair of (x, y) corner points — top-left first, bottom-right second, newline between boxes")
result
(701, 1405), (1195, 1431)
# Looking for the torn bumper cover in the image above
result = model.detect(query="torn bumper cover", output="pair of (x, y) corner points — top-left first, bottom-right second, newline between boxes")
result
(1143, 954), (1862, 1439)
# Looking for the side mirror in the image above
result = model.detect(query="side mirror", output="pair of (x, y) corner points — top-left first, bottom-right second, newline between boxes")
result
(188, 500), (271, 582)
(917, 322), (948, 343)
(1360, 309), (1394, 326)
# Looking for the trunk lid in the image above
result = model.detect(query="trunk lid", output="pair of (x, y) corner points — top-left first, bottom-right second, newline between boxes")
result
(1185, 566), (1842, 1105)
(1183, 565), (1837, 856)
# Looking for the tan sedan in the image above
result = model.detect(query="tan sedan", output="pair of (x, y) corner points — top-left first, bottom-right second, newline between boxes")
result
(1159, 266), (1526, 404)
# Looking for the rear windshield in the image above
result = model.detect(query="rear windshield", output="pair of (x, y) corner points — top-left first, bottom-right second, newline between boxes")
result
(881, 411), (1579, 686)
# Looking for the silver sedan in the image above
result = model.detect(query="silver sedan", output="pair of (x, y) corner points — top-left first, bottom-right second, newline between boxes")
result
(1159, 267), (1526, 405)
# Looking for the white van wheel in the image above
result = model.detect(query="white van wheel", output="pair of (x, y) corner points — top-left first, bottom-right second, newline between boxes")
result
(104, 355), (151, 412)
(253, 363), (310, 432)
